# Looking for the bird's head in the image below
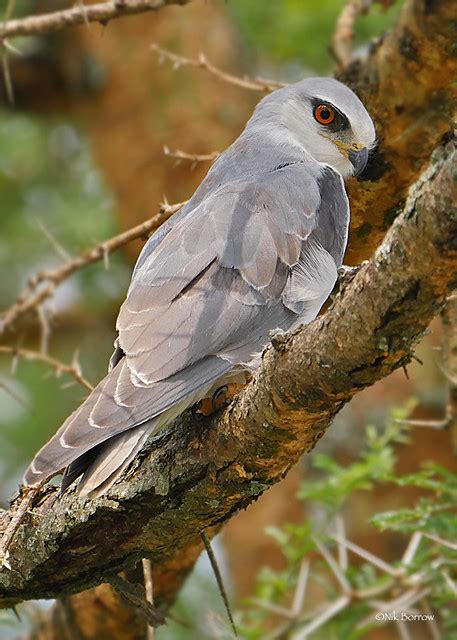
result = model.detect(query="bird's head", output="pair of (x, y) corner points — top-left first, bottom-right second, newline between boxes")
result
(253, 77), (376, 178)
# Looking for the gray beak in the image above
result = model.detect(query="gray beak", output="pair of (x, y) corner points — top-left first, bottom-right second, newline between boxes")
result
(348, 147), (368, 176)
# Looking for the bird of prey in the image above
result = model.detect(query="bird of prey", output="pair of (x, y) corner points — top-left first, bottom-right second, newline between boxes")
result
(24, 78), (376, 498)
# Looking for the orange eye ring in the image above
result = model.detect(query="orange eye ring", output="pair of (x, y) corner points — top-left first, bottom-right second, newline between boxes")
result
(314, 104), (335, 125)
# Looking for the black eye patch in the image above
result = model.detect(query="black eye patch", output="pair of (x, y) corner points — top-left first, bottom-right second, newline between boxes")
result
(310, 97), (350, 132)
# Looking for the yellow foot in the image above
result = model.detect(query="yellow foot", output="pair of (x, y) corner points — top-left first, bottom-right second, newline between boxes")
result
(197, 382), (246, 416)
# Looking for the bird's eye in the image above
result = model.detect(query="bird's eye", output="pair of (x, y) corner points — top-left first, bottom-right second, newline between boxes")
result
(314, 104), (335, 125)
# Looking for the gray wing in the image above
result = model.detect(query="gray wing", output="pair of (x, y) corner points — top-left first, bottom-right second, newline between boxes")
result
(25, 163), (347, 486)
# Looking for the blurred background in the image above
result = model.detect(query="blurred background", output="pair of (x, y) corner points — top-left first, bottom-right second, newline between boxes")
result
(0, 1), (454, 638)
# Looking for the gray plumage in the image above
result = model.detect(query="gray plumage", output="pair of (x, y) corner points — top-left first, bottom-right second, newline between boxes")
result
(24, 78), (375, 497)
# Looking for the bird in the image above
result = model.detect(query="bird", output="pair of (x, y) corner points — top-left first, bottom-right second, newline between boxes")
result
(24, 77), (376, 498)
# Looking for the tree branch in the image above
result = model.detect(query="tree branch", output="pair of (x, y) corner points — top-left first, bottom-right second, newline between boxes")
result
(0, 201), (184, 335)
(0, 0), (191, 42)
(0, 141), (455, 609)
(0, 346), (94, 392)
(331, 0), (372, 68)
(151, 43), (286, 92)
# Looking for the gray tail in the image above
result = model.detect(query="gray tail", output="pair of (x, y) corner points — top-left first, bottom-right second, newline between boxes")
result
(62, 424), (152, 498)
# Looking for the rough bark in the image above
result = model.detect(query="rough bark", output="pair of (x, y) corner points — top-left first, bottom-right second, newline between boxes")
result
(1, 142), (455, 613)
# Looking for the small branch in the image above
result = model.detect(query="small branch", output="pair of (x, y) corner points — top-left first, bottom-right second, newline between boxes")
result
(37, 220), (71, 262)
(401, 532), (422, 567)
(291, 594), (351, 640)
(394, 417), (451, 429)
(0, 346), (94, 392)
(0, 377), (31, 411)
(0, 0), (17, 104)
(0, 200), (185, 335)
(423, 532), (457, 552)
(441, 296), (457, 452)
(142, 559), (154, 640)
(163, 145), (219, 167)
(0, 483), (45, 569)
(151, 43), (286, 93)
(329, 534), (401, 577)
(313, 537), (351, 593)
(0, 0), (192, 42)
(201, 531), (237, 637)
(332, 0), (372, 68)
(334, 516), (348, 571)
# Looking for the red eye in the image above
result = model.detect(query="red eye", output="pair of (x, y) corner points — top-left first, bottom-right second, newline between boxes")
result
(314, 104), (335, 125)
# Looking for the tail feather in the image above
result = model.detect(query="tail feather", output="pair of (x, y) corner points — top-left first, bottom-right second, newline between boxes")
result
(23, 355), (232, 489)
(77, 424), (153, 498)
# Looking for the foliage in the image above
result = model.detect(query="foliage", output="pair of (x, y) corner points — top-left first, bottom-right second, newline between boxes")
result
(158, 410), (457, 639)
(232, 412), (457, 639)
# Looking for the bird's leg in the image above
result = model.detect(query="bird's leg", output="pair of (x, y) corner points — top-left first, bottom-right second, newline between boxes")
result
(197, 375), (250, 416)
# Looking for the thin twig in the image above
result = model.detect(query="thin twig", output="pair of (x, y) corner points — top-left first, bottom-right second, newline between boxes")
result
(0, 376), (32, 411)
(0, 346), (94, 391)
(75, 0), (90, 28)
(36, 305), (51, 354)
(291, 560), (310, 617)
(151, 43), (286, 93)
(0, 200), (184, 335)
(369, 587), (431, 615)
(142, 558), (154, 640)
(395, 619), (413, 640)
(401, 532), (422, 566)
(201, 530), (238, 637)
(441, 568), (457, 596)
(423, 532), (457, 551)
(1, 0), (17, 104)
(313, 537), (351, 593)
(420, 598), (442, 640)
(334, 515), (348, 571)
(331, 0), (373, 68)
(329, 533), (401, 577)
(0, 482), (45, 569)
(291, 595), (351, 640)
(37, 220), (71, 262)
(163, 145), (219, 167)
(440, 296), (457, 452)
(252, 561), (310, 623)
(394, 417), (451, 429)
(0, 0), (192, 41)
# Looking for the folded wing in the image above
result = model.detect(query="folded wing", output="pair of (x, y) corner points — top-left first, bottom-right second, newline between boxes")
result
(24, 163), (347, 491)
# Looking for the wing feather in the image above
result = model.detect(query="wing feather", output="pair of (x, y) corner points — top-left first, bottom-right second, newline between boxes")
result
(25, 162), (350, 491)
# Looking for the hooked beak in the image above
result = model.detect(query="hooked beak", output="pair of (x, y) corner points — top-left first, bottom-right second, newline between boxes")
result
(348, 146), (368, 176)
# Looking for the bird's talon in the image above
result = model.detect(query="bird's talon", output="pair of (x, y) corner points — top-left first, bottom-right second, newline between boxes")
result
(212, 385), (228, 412)
(197, 383), (245, 416)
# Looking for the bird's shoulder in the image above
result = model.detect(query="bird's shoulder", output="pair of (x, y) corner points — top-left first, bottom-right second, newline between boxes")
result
(131, 159), (336, 287)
